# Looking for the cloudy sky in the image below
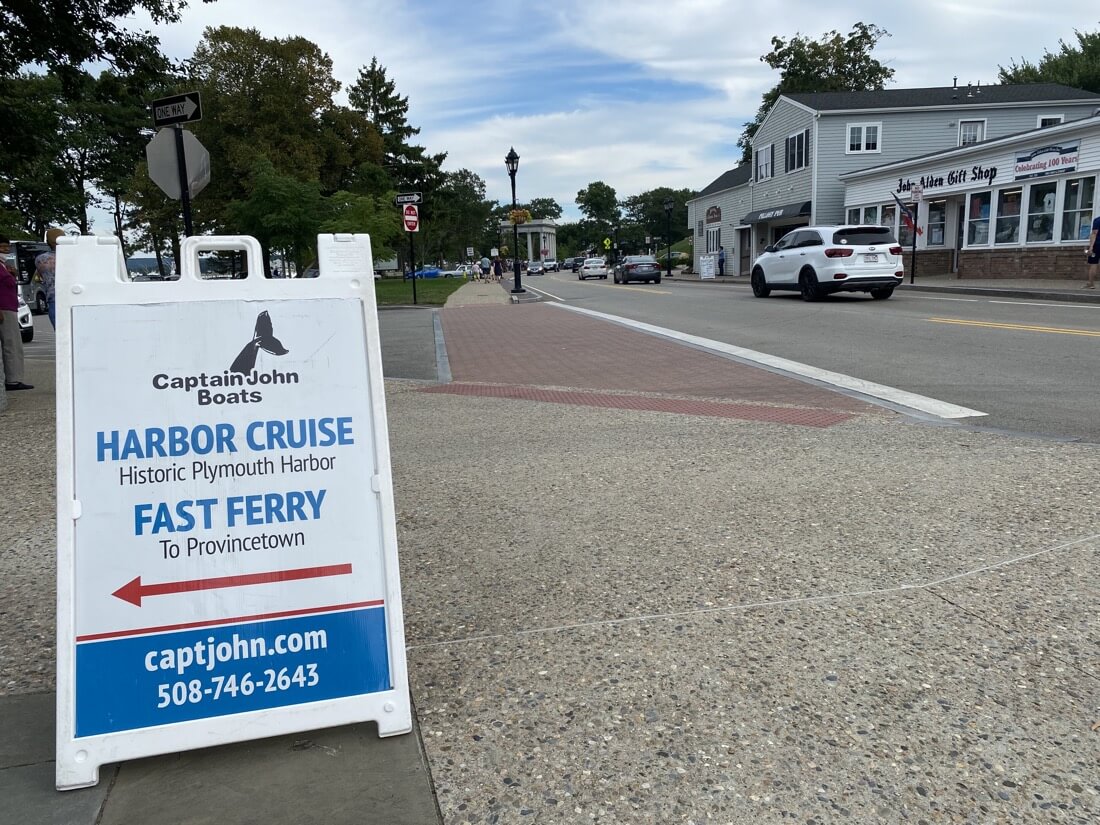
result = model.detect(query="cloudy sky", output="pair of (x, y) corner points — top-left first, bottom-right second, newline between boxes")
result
(131, 0), (1097, 221)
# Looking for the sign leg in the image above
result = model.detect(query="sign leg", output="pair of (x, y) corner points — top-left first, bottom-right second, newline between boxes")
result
(173, 126), (194, 238)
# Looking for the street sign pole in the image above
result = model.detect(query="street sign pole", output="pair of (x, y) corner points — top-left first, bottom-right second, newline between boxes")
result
(173, 126), (194, 237)
(409, 232), (417, 306)
(910, 186), (923, 285)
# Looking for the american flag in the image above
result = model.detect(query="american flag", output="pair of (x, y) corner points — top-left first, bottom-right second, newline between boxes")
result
(892, 192), (923, 236)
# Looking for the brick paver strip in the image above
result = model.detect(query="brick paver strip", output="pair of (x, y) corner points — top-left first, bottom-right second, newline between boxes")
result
(438, 304), (880, 416)
(422, 382), (855, 427)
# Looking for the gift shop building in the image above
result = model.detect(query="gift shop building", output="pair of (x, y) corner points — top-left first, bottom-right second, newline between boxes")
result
(840, 114), (1100, 278)
(688, 83), (1100, 278)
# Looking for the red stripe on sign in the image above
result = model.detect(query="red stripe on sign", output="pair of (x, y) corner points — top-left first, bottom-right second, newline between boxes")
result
(75, 600), (385, 642)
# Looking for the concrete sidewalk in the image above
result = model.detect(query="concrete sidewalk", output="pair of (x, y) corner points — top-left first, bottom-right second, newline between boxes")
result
(3, 294), (1099, 825)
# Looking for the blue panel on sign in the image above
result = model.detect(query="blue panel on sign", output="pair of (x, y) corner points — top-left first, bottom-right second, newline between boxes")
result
(75, 607), (390, 737)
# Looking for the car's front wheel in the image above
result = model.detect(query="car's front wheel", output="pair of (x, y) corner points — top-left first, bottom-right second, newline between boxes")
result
(799, 269), (822, 302)
(21, 328), (33, 343)
(751, 268), (770, 298)
(870, 287), (894, 300)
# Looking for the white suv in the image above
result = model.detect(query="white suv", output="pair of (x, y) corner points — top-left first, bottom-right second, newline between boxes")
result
(750, 225), (904, 301)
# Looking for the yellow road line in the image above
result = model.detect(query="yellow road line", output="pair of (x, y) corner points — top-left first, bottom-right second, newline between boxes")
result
(928, 317), (1100, 337)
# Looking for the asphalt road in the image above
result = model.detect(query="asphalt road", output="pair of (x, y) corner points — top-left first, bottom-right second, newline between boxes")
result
(522, 270), (1100, 442)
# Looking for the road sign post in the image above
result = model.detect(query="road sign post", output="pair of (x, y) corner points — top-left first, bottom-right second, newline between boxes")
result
(174, 127), (194, 236)
(54, 234), (411, 789)
(146, 127), (210, 238)
(400, 204), (420, 305)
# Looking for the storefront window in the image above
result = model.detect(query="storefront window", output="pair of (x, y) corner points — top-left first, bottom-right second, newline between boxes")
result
(898, 203), (914, 247)
(863, 205), (878, 224)
(927, 200), (946, 246)
(994, 188), (1022, 244)
(1025, 181), (1057, 242)
(967, 192), (991, 245)
(1061, 176), (1096, 241)
(881, 204), (895, 230)
(847, 207), (860, 224)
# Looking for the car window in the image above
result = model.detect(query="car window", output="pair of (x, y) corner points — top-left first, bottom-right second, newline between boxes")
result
(833, 226), (896, 245)
(774, 234), (795, 251)
(799, 231), (823, 247)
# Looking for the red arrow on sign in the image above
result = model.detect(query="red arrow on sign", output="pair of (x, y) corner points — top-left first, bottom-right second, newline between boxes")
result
(112, 564), (353, 607)
(403, 203), (419, 232)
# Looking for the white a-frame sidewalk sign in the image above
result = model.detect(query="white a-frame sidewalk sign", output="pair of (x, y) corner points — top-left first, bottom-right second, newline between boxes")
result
(55, 234), (411, 789)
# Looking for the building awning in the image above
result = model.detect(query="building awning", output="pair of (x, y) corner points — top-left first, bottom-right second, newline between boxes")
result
(743, 200), (812, 224)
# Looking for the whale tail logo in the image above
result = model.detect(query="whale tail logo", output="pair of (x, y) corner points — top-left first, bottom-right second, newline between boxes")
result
(230, 311), (289, 374)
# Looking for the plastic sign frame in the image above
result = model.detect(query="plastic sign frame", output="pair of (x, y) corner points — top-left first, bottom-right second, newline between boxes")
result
(55, 234), (411, 790)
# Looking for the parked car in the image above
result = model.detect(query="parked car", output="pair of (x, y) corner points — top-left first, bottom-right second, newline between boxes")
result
(17, 295), (33, 343)
(614, 255), (662, 284)
(527, 260), (546, 275)
(578, 258), (608, 280)
(544, 259), (559, 272)
(571, 257), (585, 273)
(750, 225), (903, 301)
(561, 257), (575, 271)
(5, 241), (49, 313)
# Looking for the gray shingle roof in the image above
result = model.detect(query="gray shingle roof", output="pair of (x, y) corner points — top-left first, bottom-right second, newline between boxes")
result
(697, 165), (752, 198)
(785, 83), (1100, 112)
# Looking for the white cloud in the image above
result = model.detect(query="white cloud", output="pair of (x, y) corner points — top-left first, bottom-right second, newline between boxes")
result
(110, 0), (1097, 229)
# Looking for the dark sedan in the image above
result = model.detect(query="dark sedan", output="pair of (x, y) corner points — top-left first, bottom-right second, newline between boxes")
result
(613, 255), (662, 284)
(527, 260), (546, 275)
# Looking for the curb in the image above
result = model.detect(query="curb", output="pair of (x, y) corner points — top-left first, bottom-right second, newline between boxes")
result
(896, 284), (1100, 303)
(666, 275), (1100, 304)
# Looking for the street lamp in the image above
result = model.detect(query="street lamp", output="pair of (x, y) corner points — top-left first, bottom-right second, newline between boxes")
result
(663, 198), (674, 279)
(505, 147), (525, 294)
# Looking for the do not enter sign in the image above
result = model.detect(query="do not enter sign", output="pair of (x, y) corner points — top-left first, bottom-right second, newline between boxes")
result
(402, 204), (419, 233)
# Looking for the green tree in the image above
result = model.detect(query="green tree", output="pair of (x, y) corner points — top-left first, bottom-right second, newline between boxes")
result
(187, 26), (344, 232)
(320, 191), (404, 263)
(225, 155), (327, 274)
(124, 160), (184, 275)
(738, 23), (894, 160)
(0, 0), (213, 77)
(620, 187), (695, 248)
(524, 197), (562, 220)
(424, 169), (492, 263)
(348, 57), (446, 190)
(575, 181), (620, 232)
(998, 28), (1100, 92)
(0, 72), (84, 237)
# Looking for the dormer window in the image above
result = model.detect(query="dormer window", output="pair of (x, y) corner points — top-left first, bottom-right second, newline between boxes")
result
(959, 119), (985, 146)
(847, 123), (880, 153)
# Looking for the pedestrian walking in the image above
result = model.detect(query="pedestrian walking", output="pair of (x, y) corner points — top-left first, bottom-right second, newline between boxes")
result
(718, 245), (726, 277)
(35, 227), (64, 327)
(0, 235), (32, 391)
(492, 257), (504, 282)
(1086, 214), (1100, 288)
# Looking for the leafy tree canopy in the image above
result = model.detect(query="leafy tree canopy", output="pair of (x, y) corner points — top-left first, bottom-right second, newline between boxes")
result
(998, 28), (1100, 92)
(0, 0), (212, 77)
(738, 22), (894, 159)
(524, 197), (562, 220)
(575, 181), (620, 228)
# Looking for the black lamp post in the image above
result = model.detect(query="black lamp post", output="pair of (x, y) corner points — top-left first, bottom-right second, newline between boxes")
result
(663, 198), (674, 279)
(505, 147), (525, 294)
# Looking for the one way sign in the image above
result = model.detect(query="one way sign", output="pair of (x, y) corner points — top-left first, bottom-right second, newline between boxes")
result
(151, 92), (202, 127)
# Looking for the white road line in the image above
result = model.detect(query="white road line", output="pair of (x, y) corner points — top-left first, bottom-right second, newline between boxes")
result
(523, 284), (565, 301)
(912, 296), (980, 302)
(549, 303), (987, 420)
(990, 300), (1100, 309)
